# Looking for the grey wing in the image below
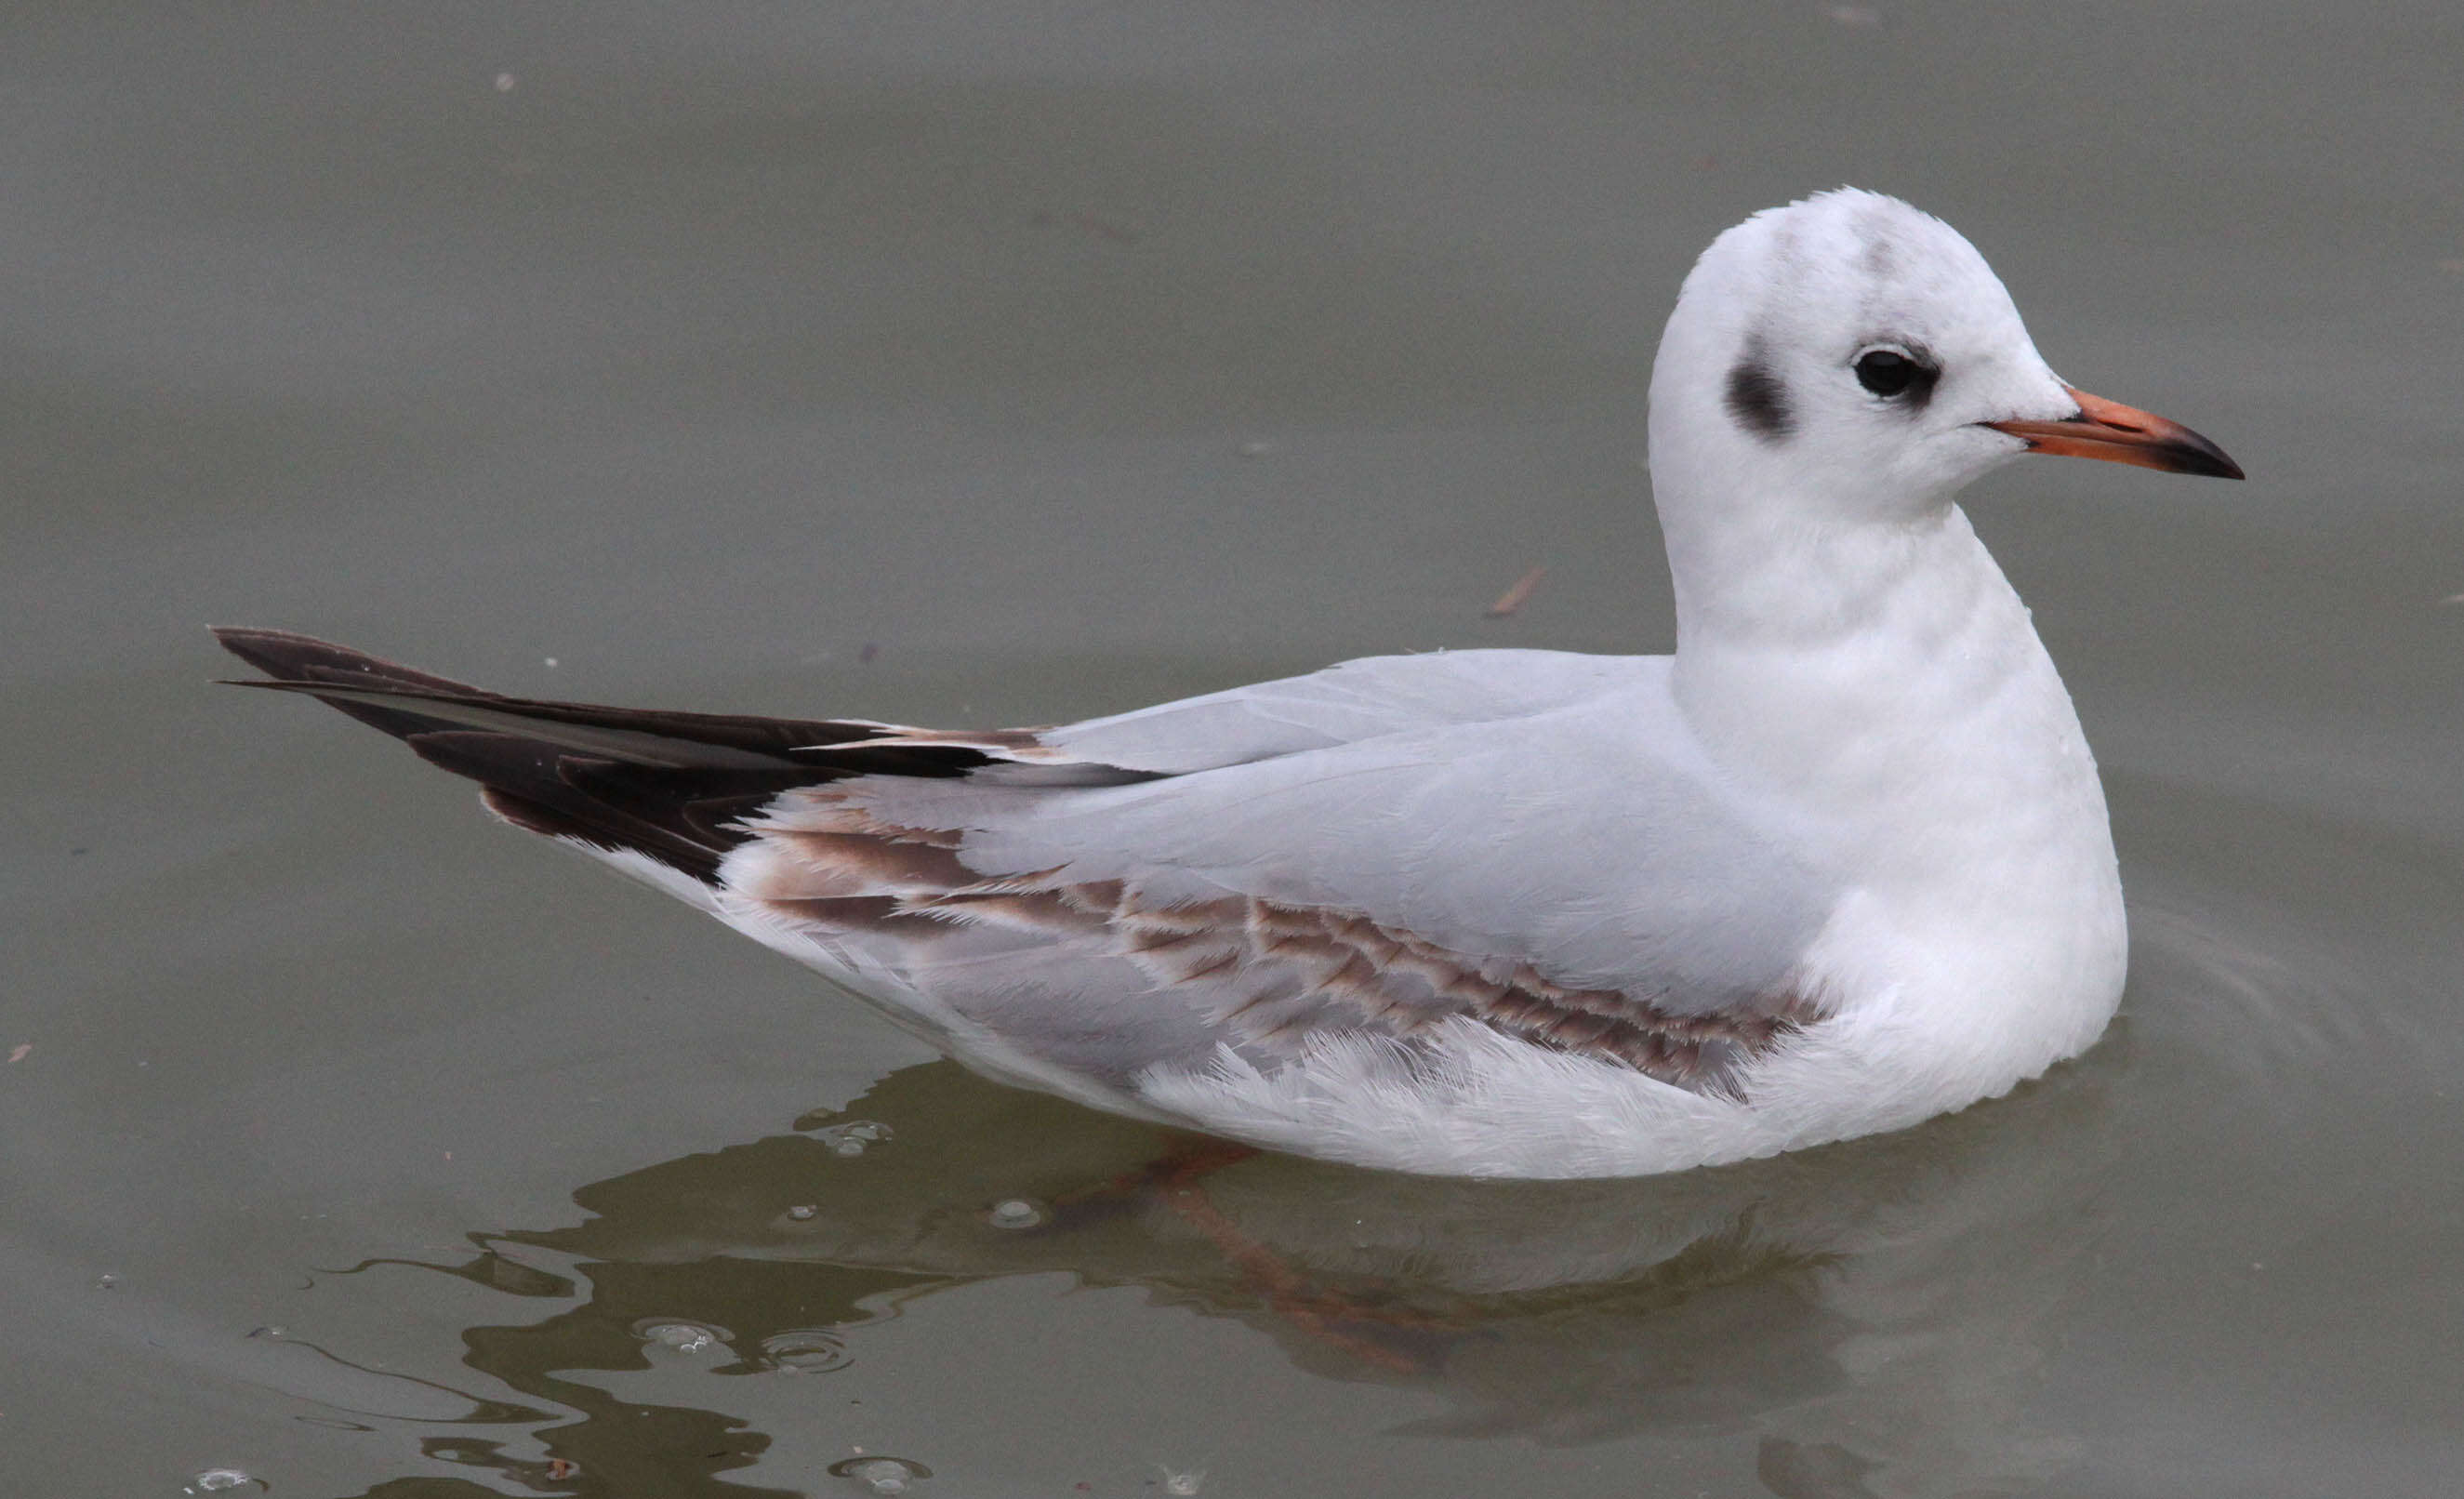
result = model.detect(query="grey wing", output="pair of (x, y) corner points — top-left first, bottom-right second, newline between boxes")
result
(722, 654), (1836, 1101)
(1039, 648), (1663, 772)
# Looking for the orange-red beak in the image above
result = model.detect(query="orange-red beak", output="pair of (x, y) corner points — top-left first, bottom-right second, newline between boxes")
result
(1982, 385), (2244, 480)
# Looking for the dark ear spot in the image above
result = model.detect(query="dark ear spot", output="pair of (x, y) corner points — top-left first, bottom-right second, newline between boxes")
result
(1725, 344), (1792, 442)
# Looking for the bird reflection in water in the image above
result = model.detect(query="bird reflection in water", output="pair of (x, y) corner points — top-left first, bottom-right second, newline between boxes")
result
(352, 1039), (2124, 1499)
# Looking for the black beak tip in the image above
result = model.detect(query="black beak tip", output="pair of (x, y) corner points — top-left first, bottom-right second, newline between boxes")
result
(2178, 435), (2245, 482)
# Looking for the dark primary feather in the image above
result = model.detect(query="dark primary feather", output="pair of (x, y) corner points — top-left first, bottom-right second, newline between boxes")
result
(210, 628), (1000, 882)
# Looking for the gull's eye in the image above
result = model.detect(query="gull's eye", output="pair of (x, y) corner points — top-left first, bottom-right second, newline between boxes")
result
(1853, 347), (1922, 397)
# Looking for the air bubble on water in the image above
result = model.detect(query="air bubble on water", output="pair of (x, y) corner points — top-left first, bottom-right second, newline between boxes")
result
(984, 1197), (1051, 1231)
(631, 1318), (730, 1355)
(758, 1328), (851, 1374)
(813, 1120), (894, 1157)
(828, 1455), (931, 1494)
(186, 1470), (264, 1493)
(1159, 1466), (1205, 1496)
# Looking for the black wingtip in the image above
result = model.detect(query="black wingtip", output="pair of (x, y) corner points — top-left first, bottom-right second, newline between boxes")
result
(211, 626), (489, 696)
(211, 627), (1026, 885)
(209, 626), (995, 884)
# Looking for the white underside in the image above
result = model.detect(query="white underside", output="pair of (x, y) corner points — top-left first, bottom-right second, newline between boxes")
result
(583, 837), (2122, 1178)
(1133, 904), (2122, 1178)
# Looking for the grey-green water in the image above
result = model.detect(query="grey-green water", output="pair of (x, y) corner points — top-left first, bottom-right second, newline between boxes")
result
(5, 4), (2460, 1495)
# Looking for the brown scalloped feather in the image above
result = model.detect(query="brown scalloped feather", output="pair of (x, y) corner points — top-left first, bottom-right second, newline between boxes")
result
(745, 799), (1823, 1097)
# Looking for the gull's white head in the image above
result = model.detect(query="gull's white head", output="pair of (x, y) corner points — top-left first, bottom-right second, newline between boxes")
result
(1648, 189), (2238, 539)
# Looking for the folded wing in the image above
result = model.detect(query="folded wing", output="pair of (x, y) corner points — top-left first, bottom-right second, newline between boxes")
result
(216, 631), (1835, 1108)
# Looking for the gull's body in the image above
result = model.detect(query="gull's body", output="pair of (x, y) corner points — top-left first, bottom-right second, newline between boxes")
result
(219, 190), (2239, 1178)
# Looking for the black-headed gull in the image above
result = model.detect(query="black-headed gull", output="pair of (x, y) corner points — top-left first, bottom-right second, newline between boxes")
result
(219, 189), (2241, 1178)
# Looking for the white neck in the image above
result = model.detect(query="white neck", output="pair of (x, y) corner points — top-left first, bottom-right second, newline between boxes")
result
(1670, 494), (2093, 855)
